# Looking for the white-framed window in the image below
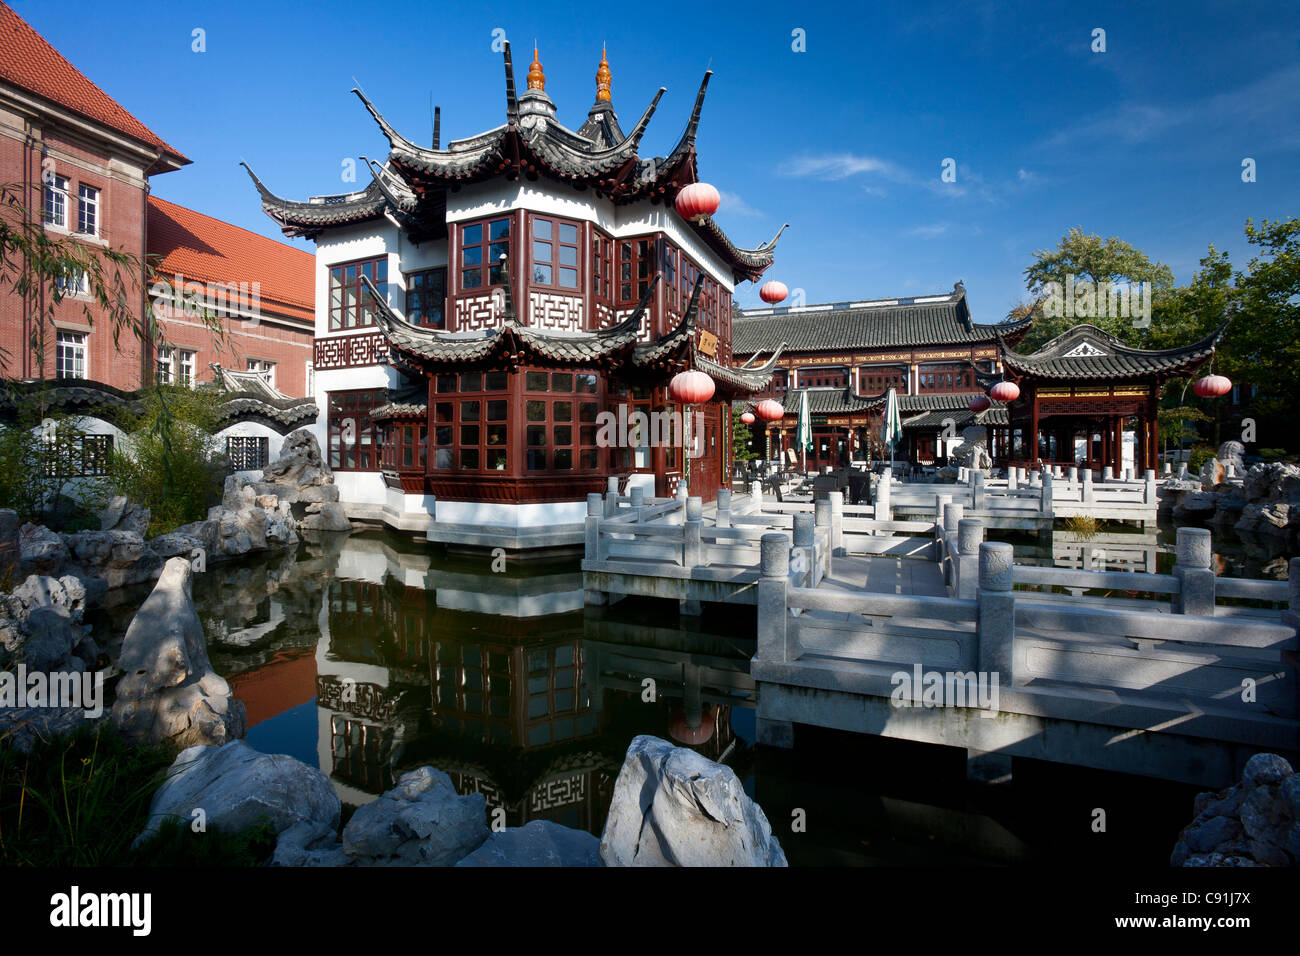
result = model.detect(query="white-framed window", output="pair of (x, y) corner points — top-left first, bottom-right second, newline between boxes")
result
(56, 331), (87, 379)
(157, 346), (174, 384)
(77, 184), (99, 236)
(179, 349), (195, 386)
(247, 358), (275, 388)
(44, 175), (68, 227)
(158, 347), (197, 386)
(55, 267), (88, 297)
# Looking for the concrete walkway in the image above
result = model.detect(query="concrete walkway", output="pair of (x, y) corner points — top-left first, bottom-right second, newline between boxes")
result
(817, 554), (947, 598)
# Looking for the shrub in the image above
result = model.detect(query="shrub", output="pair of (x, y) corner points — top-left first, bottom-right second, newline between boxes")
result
(106, 385), (227, 536)
(1187, 444), (1216, 474)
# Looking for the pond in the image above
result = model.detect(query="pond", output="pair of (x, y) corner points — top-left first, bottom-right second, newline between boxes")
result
(93, 520), (1281, 866)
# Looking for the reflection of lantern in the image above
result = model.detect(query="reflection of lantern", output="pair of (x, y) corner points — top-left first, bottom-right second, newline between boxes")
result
(989, 381), (1020, 403)
(759, 280), (788, 304)
(668, 369), (715, 404)
(969, 394), (991, 412)
(740, 411), (756, 424)
(674, 182), (720, 224)
(668, 705), (716, 746)
(755, 399), (784, 421)
(1192, 374), (1232, 398)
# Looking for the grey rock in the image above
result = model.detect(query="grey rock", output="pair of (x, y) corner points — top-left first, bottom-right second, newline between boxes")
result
(342, 766), (488, 866)
(1185, 815), (1242, 853)
(262, 429), (334, 489)
(455, 820), (600, 867)
(297, 484), (340, 504)
(600, 735), (787, 867)
(1173, 491), (1218, 517)
(99, 495), (151, 536)
(110, 557), (246, 748)
(19, 523), (68, 575)
(299, 501), (351, 533)
(137, 740), (339, 848)
(1243, 752), (1293, 789)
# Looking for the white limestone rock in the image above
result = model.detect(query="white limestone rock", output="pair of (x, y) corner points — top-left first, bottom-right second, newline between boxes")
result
(342, 766), (488, 866)
(455, 819), (600, 867)
(19, 522), (68, 575)
(136, 740), (339, 849)
(110, 557), (246, 748)
(600, 735), (787, 867)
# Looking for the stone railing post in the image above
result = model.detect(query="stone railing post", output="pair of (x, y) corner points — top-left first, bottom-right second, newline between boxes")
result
(828, 491), (844, 555)
(1177, 462), (1188, 479)
(1102, 465), (1113, 482)
(1285, 557), (1300, 630)
(629, 485), (646, 521)
(683, 496), (702, 568)
(1029, 469), (1041, 489)
(934, 494), (951, 543)
(1172, 526), (1215, 615)
(972, 469), (986, 510)
(814, 497), (832, 582)
(956, 518), (984, 599)
(716, 488), (732, 528)
(875, 473), (892, 521)
(958, 466), (969, 483)
(585, 493), (607, 606)
(750, 479), (763, 509)
(1082, 467), (1094, 504)
(792, 513), (815, 588)
(1007, 467), (1019, 490)
(976, 542), (1016, 683)
(756, 533), (791, 662)
(1144, 469), (1157, 505)
(1040, 469), (1054, 514)
(943, 501), (964, 584)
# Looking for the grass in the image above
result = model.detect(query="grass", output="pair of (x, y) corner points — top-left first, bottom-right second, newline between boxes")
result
(0, 723), (276, 866)
(1061, 514), (1100, 540)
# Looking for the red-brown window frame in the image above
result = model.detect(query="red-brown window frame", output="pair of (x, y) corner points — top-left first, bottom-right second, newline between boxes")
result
(458, 217), (512, 292)
(328, 388), (388, 471)
(329, 256), (389, 331)
(528, 214), (582, 292)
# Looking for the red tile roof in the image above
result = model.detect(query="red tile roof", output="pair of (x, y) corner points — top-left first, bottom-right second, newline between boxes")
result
(0, 2), (189, 166)
(148, 196), (314, 324)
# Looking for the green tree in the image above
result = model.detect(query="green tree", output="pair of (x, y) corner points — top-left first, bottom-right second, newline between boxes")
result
(107, 385), (228, 535)
(1017, 226), (1176, 351)
(732, 405), (757, 461)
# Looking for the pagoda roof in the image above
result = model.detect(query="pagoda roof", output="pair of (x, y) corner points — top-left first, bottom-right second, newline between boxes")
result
(733, 283), (1031, 355)
(998, 323), (1225, 383)
(246, 43), (778, 281)
(361, 259), (654, 367)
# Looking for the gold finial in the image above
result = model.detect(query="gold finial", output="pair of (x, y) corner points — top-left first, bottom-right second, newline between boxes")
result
(528, 46), (545, 91)
(596, 45), (611, 102)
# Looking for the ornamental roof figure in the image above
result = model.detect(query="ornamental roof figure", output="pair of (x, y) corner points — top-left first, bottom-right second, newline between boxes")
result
(243, 41), (781, 282)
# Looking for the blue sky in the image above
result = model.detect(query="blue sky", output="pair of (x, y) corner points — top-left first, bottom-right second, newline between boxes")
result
(15, 0), (1299, 318)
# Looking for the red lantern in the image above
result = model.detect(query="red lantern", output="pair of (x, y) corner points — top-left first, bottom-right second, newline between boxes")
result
(1192, 374), (1232, 398)
(740, 411), (756, 424)
(759, 280), (788, 304)
(668, 369), (715, 404)
(755, 399), (785, 421)
(989, 381), (1020, 403)
(674, 182), (720, 224)
(969, 394), (991, 413)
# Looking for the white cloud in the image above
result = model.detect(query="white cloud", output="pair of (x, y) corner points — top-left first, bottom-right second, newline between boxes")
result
(715, 190), (763, 218)
(907, 223), (951, 238)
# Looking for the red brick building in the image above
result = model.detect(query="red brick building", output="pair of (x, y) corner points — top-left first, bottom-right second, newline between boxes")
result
(0, 3), (314, 398)
(147, 196), (314, 396)
(0, 1), (187, 389)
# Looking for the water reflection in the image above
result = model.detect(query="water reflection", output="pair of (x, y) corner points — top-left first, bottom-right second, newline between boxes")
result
(93, 524), (1258, 864)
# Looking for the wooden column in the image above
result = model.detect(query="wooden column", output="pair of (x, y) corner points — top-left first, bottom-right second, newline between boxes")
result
(1029, 396), (1040, 465)
(1112, 415), (1123, 476)
(1136, 413), (1147, 474)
